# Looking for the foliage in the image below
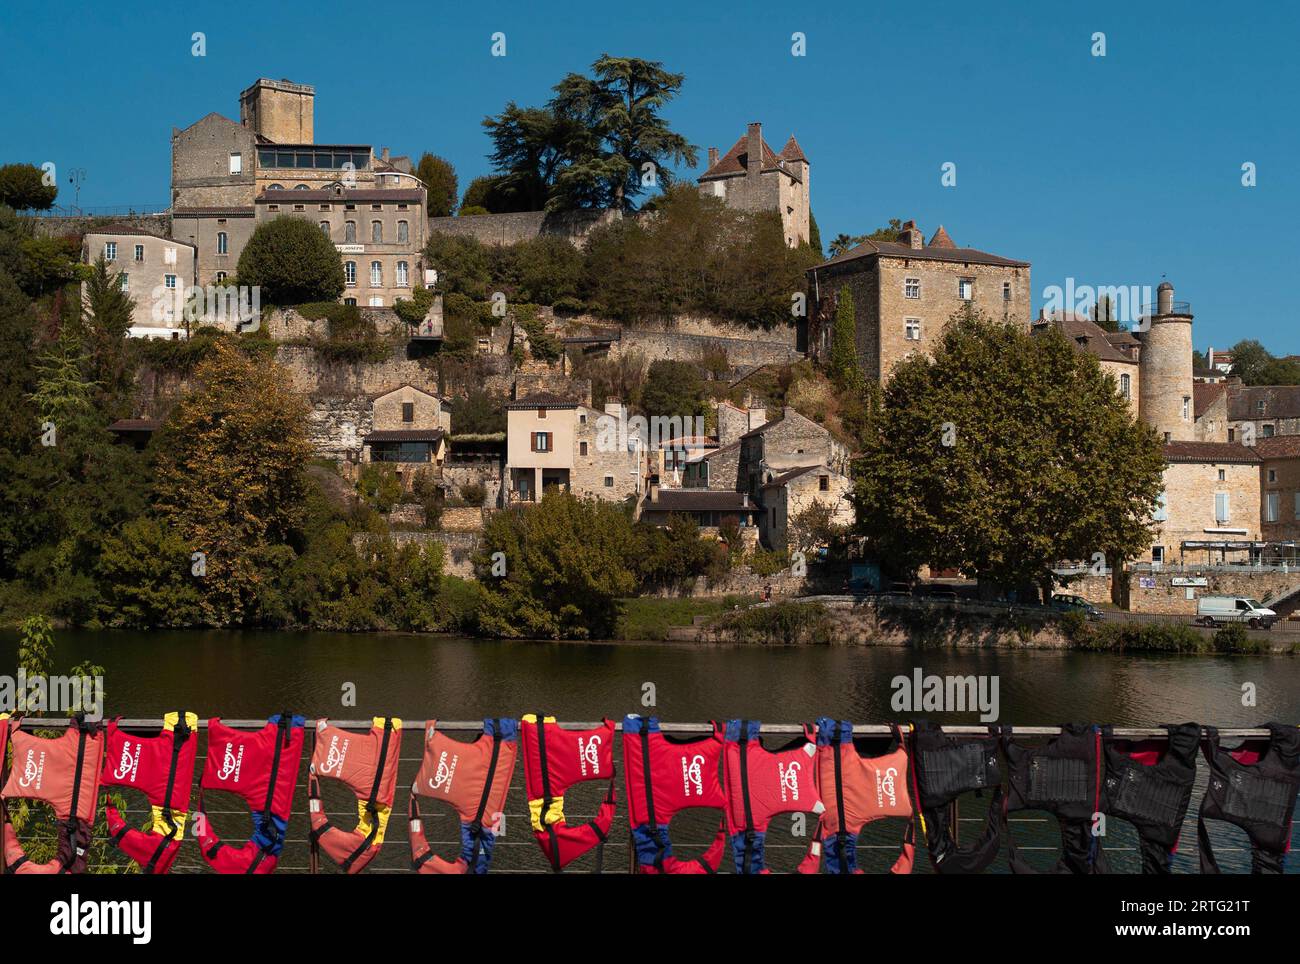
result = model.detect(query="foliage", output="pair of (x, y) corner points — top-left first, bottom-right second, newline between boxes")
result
(854, 306), (1166, 601)
(0, 163), (58, 211)
(358, 462), (403, 513)
(746, 547), (791, 577)
(236, 216), (345, 306)
(706, 600), (833, 645)
(425, 232), (491, 299)
(789, 500), (849, 555)
(416, 153), (458, 218)
(640, 358), (707, 418)
(1228, 338), (1300, 385)
(521, 316), (562, 361)
(635, 514), (726, 590)
(96, 516), (206, 627)
(829, 286), (864, 392)
(393, 285), (435, 326)
(79, 256), (136, 411)
(827, 219), (904, 257)
(451, 387), (507, 434)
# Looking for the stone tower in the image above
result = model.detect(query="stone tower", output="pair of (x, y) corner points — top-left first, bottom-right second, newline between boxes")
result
(239, 78), (314, 144)
(1138, 281), (1195, 441)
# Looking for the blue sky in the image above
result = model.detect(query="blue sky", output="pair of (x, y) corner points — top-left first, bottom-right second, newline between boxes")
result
(2, 0), (1296, 353)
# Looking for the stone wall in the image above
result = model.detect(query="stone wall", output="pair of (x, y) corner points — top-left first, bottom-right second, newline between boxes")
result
(427, 208), (618, 247)
(380, 530), (482, 579)
(31, 213), (171, 239)
(1152, 459), (1261, 563)
(1124, 567), (1300, 614)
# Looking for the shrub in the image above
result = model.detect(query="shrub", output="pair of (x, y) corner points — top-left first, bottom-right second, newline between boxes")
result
(237, 216), (345, 305)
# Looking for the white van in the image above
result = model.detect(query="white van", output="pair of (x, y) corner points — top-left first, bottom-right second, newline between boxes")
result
(1195, 596), (1277, 629)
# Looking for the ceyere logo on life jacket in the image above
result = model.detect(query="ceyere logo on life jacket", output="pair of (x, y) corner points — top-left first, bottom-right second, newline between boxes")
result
(681, 753), (705, 796)
(578, 735), (602, 776)
(18, 748), (45, 790)
(875, 765), (899, 809)
(114, 740), (141, 782)
(321, 735), (350, 776)
(217, 742), (244, 783)
(778, 761), (801, 803)
(430, 750), (459, 792)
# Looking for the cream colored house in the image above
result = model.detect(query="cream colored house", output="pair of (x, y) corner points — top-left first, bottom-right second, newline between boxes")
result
(505, 393), (643, 503)
(81, 226), (197, 338)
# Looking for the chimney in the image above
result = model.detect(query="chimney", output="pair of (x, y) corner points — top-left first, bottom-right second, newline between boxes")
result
(649, 477), (660, 503)
(381, 146), (391, 163)
(748, 406), (767, 431)
(899, 219), (924, 250)
(708, 147), (719, 169)
(745, 122), (763, 176)
(604, 397), (625, 421)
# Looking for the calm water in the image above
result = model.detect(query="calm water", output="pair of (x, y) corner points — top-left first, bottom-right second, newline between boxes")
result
(3, 629), (1296, 874)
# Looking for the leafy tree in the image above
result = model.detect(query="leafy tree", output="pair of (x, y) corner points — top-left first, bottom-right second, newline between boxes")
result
(474, 489), (638, 638)
(829, 287), (863, 392)
(97, 517), (206, 627)
(482, 104), (583, 211)
(416, 153), (458, 217)
(640, 358), (707, 419)
(152, 341), (312, 624)
(548, 55), (698, 211)
(460, 175), (516, 214)
(0, 163), (58, 211)
(807, 212), (823, 258)
(425, 232), (491, 298)
(854, 306), (1165, 602)
(236, 216), (344, 306)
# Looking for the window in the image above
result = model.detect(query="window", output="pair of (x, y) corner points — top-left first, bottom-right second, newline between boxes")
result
(1257, 400), (1266, 415)
(958, 277), (974, 300)
(319, 221), (330, 236)
(604, 475), (614, 487)
(216, 271), (227, 283)
(396, 261), (409, 287)
(580, 441), (588, 456)
(134, 244), (144, 262)
(119, 274), (129, 292)
(371, 221), (382, 243)
(268, 184), (284, 191)
(104, 242), (117, 261)
(229, 152), (242, 175)
(217, 232), (228, 255)
(1214, 492), (1230, 523)
(1269, 468), (1277, 483)
(819, 475), (829, 491)
(904, 277), (920, 299)
(1217, 468), (1226, 481)
(401, 402), (414, 423)
(344, 261), (356, 286)
(905, 319), (921, 341)
(1153, 491), (1169, 522)
(293, 204), (305, 212)
(1228, 428), (1236, 442)
(345, 221), (356, 243)
(1119, 373), (1131, 400)
(1266, 491), (1280, 523)
(165, 274), (177, 289)
(293, 184), (309, 191)
(1182, 396), (1191, 420)
(319, 204), (331, 211)
(1263, 424), (1275, 438)
(370, 261), (382, 287)
(397, 203), (409, 211)
(537, 407), (547, 419)
(1163, 432), (1171, 443)
(532, 432), (552, 453)
(1003, 281), (1012, 302)
(1295, 492), (1300, 519)
(268, 204), (279, 212)
(371, 204), (382, 211)
(1151, 545), (1165, 564)
(397, 220), (409, 244)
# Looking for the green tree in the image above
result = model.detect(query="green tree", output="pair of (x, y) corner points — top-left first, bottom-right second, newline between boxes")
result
(79, 256), (136, 412)
(829, 287), (863, 392)
(416, 153), (458, 217)
(640, 358), (707, 419)
(236, 216), (344, 306)
(474, 489), (638, 638)
(152, 341), (312, 624)
(807, 211), (823, 258)
(97, 517), (206, 628)
(482, 104), (582, 211)
(854, 307), (1165, 602)
(460, 175), (515, 214)
(0, 163), (58, 211)
(548, 55), (698, 211)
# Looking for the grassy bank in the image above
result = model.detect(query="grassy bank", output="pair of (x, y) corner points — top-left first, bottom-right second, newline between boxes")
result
(615, 595), (757, 640)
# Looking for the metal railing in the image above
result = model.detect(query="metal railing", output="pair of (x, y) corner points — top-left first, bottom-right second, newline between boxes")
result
(25, 204), (170, 219)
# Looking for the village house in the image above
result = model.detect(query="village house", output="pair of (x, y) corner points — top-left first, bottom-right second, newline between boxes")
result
(360, 385), (452, 482)
(638, 481), (761, 531)
(759, 464), (855, 553)
(697, 122), (810, 248)
(1255, 435), (1300, 546)
(504, 393), (643, 503)
(806, 220), (1031, 382)
(81, 226), (197, 338)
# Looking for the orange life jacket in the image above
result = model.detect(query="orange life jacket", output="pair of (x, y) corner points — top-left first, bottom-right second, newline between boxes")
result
(308, 717), (402, 874)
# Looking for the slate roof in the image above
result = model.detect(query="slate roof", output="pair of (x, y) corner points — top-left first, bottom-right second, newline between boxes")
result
(364, 429), (446, 443)
(506, 392), (581, 410)
(813, 236), (1028, 270)
(1163, 441), (1260, 464)
(643, 490), (758, 513)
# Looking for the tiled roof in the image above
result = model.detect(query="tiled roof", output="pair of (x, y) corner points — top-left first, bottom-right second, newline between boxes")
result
(644, 490), (758, 513)
(1163, 441), (1260, 464)
(506, 392), (580, 410)
(173, 207), (255, 218)
(761, 464), (828, 488)
(108, 418), (162, 432)
(1227, 385), (1300, 421)
(1194, 382), (1226, 419)
(1035, 316), (1136, 365)
(779, 136), (807, 163)
(700, 133), (804, 183)
(87, 224), (193, 245)
(1253, 435), (1300, 459)
(927, 225), (956, 249)
(813, 236), (1028, 270)
(364, 429), (445, 443)
(256, 188), (424, 204)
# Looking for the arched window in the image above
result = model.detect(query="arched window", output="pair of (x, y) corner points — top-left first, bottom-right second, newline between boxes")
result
(345, 220), (356, 243)
(293, 184), (310, 190)
(371, 220), (382, 243)
(217, 231), (228, 255)
(396, 261), (409, 287)
(344, 261), (356, 286)
(370, 261), (382, 287)
(397, 220), (409, 244)
(319, 221), (330, 236)
(267, 183), (284, 191)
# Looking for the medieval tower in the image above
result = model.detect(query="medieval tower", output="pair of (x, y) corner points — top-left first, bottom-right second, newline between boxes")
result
(239, 78), (315, 143)
(1137, 281), (1195, 442)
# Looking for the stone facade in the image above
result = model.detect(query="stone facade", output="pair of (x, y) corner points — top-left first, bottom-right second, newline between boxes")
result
(759, 465), (854, 552)
(170, 207), (255, 286)
(82, 227), (197, 335)
(808, 221), (1030, 382)
(504, 394), (641, 503)
(240, 78), (314, 145)
(1256, 437), (1300, 541)
(171, 113), (258, 210)
(1138, 290), (1195, 442)
(1125, 567), (1300, 615)
(1151, 446), (1262, 565)
(738, 408), (849, 500)
(698, 123), (810, 247)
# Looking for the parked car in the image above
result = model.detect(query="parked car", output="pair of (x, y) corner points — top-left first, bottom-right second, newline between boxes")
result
(1051, 594), (1103, 621)
(1195, 596), (1277, 629)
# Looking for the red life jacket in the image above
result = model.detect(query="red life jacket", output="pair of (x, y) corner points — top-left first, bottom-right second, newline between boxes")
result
(622, 715), (727, 874)
(723, 719), (823, 874)
(100, 711), (199, 875)
(195, 713), (305, 874)
(2, 716), (105, 874)
(409, 718), (518, 874)
(521, 715), (617, 872)
(797, 719), (915, 874)
(308, 717), (402, 874)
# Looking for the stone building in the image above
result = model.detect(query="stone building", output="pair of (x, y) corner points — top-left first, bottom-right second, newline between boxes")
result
(504, 393), (643, 503)
(1225, 385), (1300, 442)
(254, 185), (427, 308)
(81, 226), (197, 337)
(1032, 311), (1140, 418)
(737, 408), (850, 501)
(806, 220), (1031, 382)
(1152, 442), (1261, 566)
(638, 485), (760, 530)
(698, 122), (810, 247)
(1256, 435), (1300, 543)
(360, 385), (452, 484)
(759, 464), (854, 553)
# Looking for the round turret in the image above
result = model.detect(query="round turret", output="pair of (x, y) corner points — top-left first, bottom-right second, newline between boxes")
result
(1138, 282), (1194, 441)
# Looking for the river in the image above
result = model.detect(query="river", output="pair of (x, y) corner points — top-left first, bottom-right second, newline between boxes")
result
(2, 629), (1296, 873)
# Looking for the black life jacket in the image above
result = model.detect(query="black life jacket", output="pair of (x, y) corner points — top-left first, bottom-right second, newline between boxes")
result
(1197, 722), (1300, 874)
(1003, 723), (1107, 874)
(909, 721), (1003, 874)
(1101, 723), (1199, 874)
